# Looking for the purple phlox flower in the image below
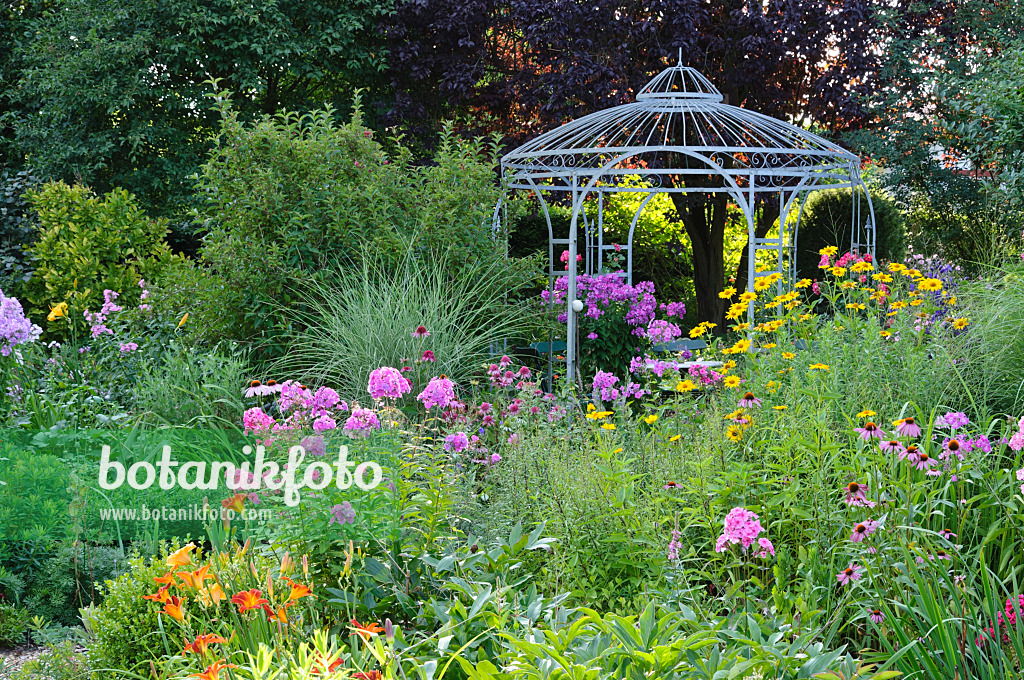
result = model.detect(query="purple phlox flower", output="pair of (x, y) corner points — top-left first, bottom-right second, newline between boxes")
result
(312, 414), (337, 432)
(973, 435), (992, 453)
(592, 370), (620, 402)
(937, 411), (970, 431)
(299, 435), (327, 457)
(305, 385), (342, 416)
(664, 301), (686, 318)
(344, 407), (380, 433)
(119, 342), (139, 353)
(756, 537), (775, 558)
(329, 501), (356, 525)
(586, 332), (598, 340)
(418, 375), (457, 409)
(645, 319), (682, 344)
(368, 366), (412, 400)
(278, 380), (313, 411)
(444, 431), (470, 453)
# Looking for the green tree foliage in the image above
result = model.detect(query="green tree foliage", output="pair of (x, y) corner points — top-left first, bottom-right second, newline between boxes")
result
(850, 1), (1024, 265)
(3, 0), (394, 223)
(22, 182), (178, 334)
(194, 93), (511, 346)
(794, 188), (906, 279)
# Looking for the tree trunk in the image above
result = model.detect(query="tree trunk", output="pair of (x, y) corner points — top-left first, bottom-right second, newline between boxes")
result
(670, 191), (730, 328)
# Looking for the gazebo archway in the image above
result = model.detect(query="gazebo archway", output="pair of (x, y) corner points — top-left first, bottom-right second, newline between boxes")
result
(495, 60), (876, 382)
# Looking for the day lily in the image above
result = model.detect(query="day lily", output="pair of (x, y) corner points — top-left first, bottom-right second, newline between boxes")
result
(154, 572), (177, 585)
(284, 577), (313, 602)
(181, 634), (228, 657)
(178, 565), (214, 590)
(163, 595), (186, 622)
(350, 619), (385, 642)
(231, 589), (270, 613)
(263, 602), (293, 623)
(142, 585), (172, 604)
(47, 302), (68, 321)
(189, 660), (236, 680)
(167, 543), (196, 568)
(221, 493), (246, 514)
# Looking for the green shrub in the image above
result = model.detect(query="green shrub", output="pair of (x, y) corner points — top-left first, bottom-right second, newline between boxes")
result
(195, 92), (509, 348)
(87, 545), (184, 675)
(22, 543), (126, 628)
(0, 602), (29, 647)
(0, 168), (42, 291)
(10, 640), (89, 680)
(273, 253), (539, 400)
(794, 186), (905, 279)
(22, 182), (180, 336)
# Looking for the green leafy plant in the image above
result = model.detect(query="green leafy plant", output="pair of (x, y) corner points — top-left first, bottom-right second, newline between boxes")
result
(0, 602), (30, 647)
(22, 182), (179, 336)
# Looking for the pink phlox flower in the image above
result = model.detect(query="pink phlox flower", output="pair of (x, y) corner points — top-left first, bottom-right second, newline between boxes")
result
(444, 431), (470, 453)
(344, 407), (380, 433)
(368, 366), (411, 400)
(243, 407), (275, 435)
(418, 375), (457, 409)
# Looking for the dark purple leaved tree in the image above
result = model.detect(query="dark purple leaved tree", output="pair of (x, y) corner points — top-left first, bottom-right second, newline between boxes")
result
(382, 0), (880, 324)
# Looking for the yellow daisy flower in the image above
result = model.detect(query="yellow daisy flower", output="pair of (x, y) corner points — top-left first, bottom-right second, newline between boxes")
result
(723, 375), (742, 388)
(809, 363), (829, 371)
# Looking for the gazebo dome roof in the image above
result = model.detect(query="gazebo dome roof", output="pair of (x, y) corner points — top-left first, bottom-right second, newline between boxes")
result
(502, 64), (859, 185)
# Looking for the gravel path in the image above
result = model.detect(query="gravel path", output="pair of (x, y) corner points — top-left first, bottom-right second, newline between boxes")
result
(0, 644), (44, 679)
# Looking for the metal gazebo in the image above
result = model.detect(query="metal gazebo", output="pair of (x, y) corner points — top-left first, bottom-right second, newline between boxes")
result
(495, 59), (876, 382)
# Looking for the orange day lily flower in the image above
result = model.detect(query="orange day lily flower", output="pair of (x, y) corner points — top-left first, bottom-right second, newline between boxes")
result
(283, 577), (313, 602)
(163, 595), (186, 622)
(181, 633), (228, 657)
(231, 589), (269, 613)
(221, 493), (246, 514)
(178, 565), (214, 590)
(154, 572), (177, 586)
(263, 602), (293, 624)
(353, 672), (383, 680)
(350, 619), (384, 642)
(189, 660), (236, 680)
(206, 582), (227, 606)
(142, 585), (172, 604)
(167, 543), (196, 568)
